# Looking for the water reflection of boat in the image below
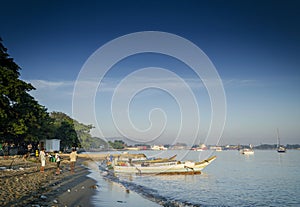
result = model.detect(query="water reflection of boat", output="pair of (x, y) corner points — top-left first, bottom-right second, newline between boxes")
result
(110, 155), (216, 174)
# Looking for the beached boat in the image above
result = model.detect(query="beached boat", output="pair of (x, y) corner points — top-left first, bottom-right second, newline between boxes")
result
(113, 153), (148, 162)
(111, 155), (216, 174)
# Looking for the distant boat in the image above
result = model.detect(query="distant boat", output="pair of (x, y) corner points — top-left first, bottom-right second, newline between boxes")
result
(192, 144), (208, 151)
(192, 146), (208, 151)
(209, 146), (223, 151)
(276, 128), (286, 153)
(277, 146), (286, 153)
(110, 155), (217, 174)
(240, 148), (254, 155)
(239, 144), (254, 155)
(215, 146), (223, 152)
(192, 148), (204, 151)
(151, 145), (167, 150)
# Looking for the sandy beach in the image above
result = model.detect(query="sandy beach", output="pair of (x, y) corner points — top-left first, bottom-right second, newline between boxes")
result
(0, 154), (99, 207)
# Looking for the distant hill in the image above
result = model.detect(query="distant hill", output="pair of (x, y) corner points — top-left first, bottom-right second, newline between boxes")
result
(83, 137), (109, 150)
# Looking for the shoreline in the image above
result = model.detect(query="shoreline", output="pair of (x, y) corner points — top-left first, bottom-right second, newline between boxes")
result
(0, 153), (162, 207)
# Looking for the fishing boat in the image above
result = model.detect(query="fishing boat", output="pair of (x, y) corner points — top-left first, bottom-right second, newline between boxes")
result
(276, 128), (286, 153)
(110, 155), (216, 174)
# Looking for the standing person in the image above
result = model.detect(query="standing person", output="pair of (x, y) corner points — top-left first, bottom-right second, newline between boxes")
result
(3, 143), (9, 159)
(55, 151), (61, 175)
(24, 143), (33, 160)
(27, 143), (32, 154)
(69, 148), (77, 174)
(40, 148), (46, 173)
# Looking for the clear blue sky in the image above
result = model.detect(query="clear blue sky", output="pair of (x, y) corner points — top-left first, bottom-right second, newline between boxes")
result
(1, 0), (300, 145)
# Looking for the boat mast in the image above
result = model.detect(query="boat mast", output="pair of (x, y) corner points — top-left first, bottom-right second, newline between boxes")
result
(277, 128), (280, 148)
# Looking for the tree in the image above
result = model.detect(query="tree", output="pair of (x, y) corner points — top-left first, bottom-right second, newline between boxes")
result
(0, 40), (101, 152)
(50, 112), (80, 150)
(56, 121), (79, 150)
(50, 112), (95, 150)
(88, 137), (108, 149)
(0, 38), (51, 145)
(108, 140), (125, 149)
(73, 120), (94, 149)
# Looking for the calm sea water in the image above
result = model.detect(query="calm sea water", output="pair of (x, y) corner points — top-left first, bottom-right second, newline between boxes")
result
(90, 150), (300, 207)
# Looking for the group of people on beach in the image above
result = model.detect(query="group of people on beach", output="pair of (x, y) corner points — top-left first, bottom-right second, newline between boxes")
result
(39, 148), (77, 174)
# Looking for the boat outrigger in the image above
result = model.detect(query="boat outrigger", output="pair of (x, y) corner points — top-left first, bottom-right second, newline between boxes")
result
(107, 154), (216, 175)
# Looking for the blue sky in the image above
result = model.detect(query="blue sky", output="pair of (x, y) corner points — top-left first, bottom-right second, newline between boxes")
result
(1, 0), (300, 145)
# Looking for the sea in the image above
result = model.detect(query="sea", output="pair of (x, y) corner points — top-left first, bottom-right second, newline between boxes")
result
(87, 149), (300, 207)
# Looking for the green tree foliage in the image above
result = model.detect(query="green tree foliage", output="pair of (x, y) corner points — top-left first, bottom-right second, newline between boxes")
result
(0, 40), (105, 151)
(108, 140), (125, 149)
(50, 112), (103, 150)
(88, 137), (108, 149)
(56, 121), (78, 149)
(73, 120), (94, 149)
(0, 39), (52, 144)
(50, 112), (80, 150)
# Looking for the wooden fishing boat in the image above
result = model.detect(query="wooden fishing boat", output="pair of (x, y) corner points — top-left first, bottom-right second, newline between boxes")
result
(111, 155), (216, 175)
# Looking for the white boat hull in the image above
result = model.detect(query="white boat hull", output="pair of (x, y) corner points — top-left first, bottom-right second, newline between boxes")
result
(242, 151), (254, 155)
(113, 156), (216, 174)
(239, 148), (254, 155)
(277, 146), (286, 153)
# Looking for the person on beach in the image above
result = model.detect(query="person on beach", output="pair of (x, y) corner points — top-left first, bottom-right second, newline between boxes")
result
(27, 143), (32, 154)
(23, 143), (33, 160)
(69, 148), (77, 173)
(3, 143), (9, 159)
(55, 151), (61, 175)
(40, 148), (46, 173)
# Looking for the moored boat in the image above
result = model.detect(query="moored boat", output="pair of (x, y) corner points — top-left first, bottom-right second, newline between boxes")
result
(276, 128), (286, 153)
(277, 146), (286, 153)
(239, 144), (254, 155)
(239, 148), (254, 155)
(151, 145), (168, 150)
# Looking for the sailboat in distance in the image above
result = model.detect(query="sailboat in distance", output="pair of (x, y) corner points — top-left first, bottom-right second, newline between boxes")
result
(277, 128), (286, 153)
